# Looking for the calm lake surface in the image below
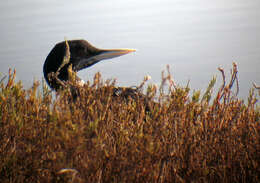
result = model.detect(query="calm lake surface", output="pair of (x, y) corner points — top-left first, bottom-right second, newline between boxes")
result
(1, 0), (260, 99)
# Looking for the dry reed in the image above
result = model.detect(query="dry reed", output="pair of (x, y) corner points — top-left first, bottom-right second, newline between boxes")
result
(0, 64), (259, 183)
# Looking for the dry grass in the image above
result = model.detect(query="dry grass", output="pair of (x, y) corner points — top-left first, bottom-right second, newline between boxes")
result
(0, 64), (259, 183)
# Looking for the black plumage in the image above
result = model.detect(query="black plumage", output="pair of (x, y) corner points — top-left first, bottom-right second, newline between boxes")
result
(43, 39), (156, 111)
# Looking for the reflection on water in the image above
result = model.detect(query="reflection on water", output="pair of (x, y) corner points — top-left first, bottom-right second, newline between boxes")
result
(0, 0), (260, 99)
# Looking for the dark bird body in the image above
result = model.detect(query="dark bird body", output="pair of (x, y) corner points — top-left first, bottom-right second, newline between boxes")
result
(43, 39), (155, 111)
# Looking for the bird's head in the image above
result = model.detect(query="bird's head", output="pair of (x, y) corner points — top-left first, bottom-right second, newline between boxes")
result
(43, 39), (135, 90)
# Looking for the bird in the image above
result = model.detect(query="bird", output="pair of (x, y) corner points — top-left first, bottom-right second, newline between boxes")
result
(43, 39), (156, 111)
(43, 39), (136, 90)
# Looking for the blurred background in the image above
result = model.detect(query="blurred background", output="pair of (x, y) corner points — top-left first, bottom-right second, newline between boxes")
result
(0, 0), (259, 99)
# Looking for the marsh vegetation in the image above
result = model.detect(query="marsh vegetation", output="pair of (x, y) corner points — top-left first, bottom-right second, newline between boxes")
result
(0, 64), (259, 182)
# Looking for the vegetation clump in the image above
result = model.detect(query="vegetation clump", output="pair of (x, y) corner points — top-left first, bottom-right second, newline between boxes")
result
(0, 64), (259, 183)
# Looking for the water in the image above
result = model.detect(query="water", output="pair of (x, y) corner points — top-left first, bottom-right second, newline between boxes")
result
(1, 0), (260, 99)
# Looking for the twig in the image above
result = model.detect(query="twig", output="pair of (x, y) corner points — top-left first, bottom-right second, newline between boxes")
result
(253, 83), (260, 90)
(217, 67), (225, 101)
